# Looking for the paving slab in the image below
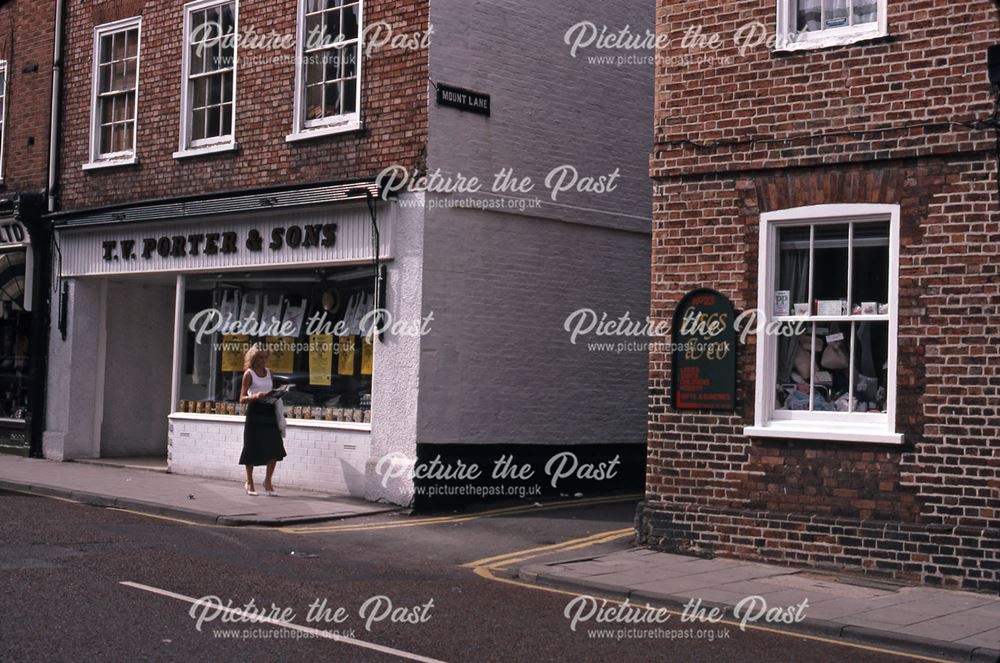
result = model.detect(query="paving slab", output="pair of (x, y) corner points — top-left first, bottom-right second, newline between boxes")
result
(0, 455), (397, 525)
(519, 546), (1000, 662)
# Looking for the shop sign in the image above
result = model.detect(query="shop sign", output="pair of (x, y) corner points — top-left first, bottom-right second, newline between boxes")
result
(59, 207), (392, 277)
(99, 223), (337, 263)
(435, 83), (491, 116)
(671, 288), (737, 411)
(0, 220), (29, 249)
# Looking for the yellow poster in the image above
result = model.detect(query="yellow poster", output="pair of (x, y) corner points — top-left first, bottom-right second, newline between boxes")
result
(337, 335), (356, 376)
(309, 335), (334, 386)
(267, 336), (295, 373)
(221, 335), (249, 372)
(361, 336), (374, 375)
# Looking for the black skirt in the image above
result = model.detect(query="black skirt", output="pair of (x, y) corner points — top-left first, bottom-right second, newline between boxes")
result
(239, 401), (287, 466)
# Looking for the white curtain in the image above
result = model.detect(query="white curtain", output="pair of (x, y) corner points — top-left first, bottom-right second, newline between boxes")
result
(797, 0), (822, 31)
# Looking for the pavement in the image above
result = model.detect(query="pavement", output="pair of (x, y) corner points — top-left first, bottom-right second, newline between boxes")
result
(0, 454), (396, 526)
(519, 547), (1000, 662)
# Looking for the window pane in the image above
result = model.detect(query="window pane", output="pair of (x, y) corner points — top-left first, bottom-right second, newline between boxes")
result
(342, 77), (357, 114)
(125, 29), (138, 58)
(99, 64), (112, 93)
(816, 322), (851, 410)
(208, 74), (223, 106)
(192, 76), (208, 109)
(342, 4), (359, 41)
(222, 71), (233, 103)
(851, 221), (889, 314)
(100, 34), (113, 63)
(777, 226), (810, 316)
(852, 0), (878, 24)
(124, 58), (138, 89)
(823, 0), (849, 28)
(797, 0), (821, 31)
(112, 32), (126, 60)
(101, 97), (114, 124)
(124, 91), (136, 121)
(305, 12), (324, 48)
(852, 321), (888, 413)
(306, 56), (324, 86)
(192, 108), (207, 140)
(812, 224), (849, 313)
(221, 104), (232, 135)
(325, 51), (340, 82)
(100, 124), (113, 153)
(206, 105), (221, 137)
(324, 81), (341, 117)
(121, 121), (134, 150)
(341, 46), (357, 80)
(776, 324), (835, 411)
(190, 42), (206, 76)
(305, 84), (323, 120)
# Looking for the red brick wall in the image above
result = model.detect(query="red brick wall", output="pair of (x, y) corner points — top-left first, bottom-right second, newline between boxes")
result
(645, 0), (1000, 591)
(0, 0), (57, 194)
(58, 0), (428, 210)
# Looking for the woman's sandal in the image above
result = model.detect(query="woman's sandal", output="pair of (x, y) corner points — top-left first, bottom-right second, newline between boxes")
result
(245, 481), (258, 496)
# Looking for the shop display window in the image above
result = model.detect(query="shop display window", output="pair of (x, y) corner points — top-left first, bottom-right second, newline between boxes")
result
(0, 250), (29, 420)
(177, 266), (376, 424)
(751, 204), (900, 443)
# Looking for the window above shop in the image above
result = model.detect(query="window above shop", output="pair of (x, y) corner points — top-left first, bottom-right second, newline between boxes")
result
(776, 0), (887, 52)
(175, 0), (238, 159)
(745, 203), (902, 445)
(287, 0), (363, 142)
(85, 18), (141, 171)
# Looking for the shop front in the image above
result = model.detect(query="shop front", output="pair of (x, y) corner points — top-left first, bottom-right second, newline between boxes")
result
(44, 184), (412, 497)
(0, 194), (49, 458)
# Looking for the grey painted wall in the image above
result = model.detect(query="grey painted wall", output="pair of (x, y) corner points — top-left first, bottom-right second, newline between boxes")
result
(427, 0), (654, 234)
(416, 0), (654, 447)
(43, 278), (104, 459)
(416, 206), (650, 446)
(100, 281), (174, 457)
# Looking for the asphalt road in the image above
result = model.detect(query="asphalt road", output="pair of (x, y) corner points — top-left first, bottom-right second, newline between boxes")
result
(0, 490), (925, 662)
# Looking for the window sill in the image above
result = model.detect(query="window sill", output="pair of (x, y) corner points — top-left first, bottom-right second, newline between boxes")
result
(169, 412), (371, 432)
(774, 29), (889, 54)
(286, 120), (363, 143)
(744, 423), (902, 445)
(83, 157), (138, 171)
(172, 142), (238, 160)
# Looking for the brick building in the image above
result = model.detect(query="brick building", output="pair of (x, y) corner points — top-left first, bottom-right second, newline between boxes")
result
(642, 0), (1000, 591)
(43, 0), (653, 506)
(0, 0), (58, 457)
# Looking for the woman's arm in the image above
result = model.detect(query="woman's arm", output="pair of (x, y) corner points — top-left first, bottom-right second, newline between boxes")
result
(239, 371), (256, 404)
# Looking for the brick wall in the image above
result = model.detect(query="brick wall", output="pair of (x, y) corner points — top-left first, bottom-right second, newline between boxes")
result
(58, 0), (428, 210)
(0, 0), (57, 194)
(645, 0), (1000, 592)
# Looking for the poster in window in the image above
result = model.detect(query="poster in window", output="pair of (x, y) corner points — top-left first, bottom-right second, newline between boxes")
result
(337, 336), (356, 376)
(361, 336), (373, 375)
(221, 334), (250, 372)
(671, 289), (737, 411)
(239, 292), (262, 326)
(266, 336), (294, 373)
(309, 335), (334, 386)
(260, 295), (284, 330)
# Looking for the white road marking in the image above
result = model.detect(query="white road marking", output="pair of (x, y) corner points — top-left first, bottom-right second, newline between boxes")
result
(119, 580), (447, 663)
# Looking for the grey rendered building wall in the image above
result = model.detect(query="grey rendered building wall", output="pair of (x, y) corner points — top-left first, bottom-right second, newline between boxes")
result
(418, 0), (654, 447)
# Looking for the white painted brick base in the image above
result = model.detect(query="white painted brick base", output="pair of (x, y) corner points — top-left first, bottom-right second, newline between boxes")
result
(168, 416), (371, 496)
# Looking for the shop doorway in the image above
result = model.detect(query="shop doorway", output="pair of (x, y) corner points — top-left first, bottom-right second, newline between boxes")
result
(97, 277), (175, 460)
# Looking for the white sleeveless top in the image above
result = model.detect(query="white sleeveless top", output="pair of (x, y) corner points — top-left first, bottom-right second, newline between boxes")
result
(246, 368), (273, 396)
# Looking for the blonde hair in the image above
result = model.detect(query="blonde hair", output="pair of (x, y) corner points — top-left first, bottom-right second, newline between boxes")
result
(244, 344), (268, 371)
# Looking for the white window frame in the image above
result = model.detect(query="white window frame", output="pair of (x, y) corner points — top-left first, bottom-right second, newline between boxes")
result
(84, 17), (142, 171)
(744, 203), (902, 445)
(0, 60), (7, 180)
(175, 0), (239, 159)
(287, 0), (364, 143)
(776, 0), (888, 53)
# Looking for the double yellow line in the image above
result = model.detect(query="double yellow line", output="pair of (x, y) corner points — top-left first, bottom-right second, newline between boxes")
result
(464, 528), (634, 571)
(466, 531), (952, 663)
(283, 494), (642, 534)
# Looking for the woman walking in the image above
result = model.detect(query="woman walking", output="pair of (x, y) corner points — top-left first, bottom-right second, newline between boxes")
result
(239, 344), (286, 496)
